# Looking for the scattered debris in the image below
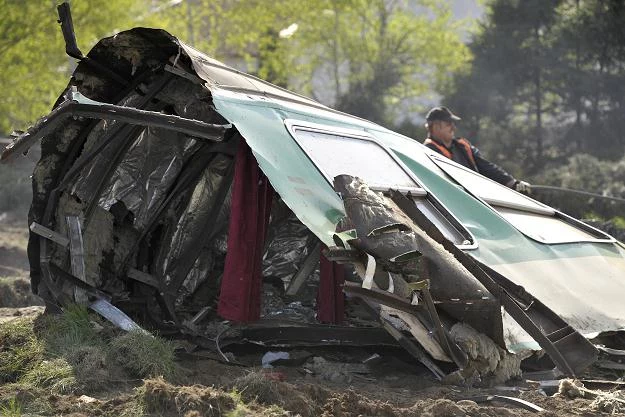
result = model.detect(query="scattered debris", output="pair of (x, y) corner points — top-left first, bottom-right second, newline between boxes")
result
(261, 351), (290, 368)
(3, 1), (625, 392)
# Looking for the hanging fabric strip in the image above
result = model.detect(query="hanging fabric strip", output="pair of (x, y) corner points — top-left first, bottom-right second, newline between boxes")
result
(217, 140), (273, 322)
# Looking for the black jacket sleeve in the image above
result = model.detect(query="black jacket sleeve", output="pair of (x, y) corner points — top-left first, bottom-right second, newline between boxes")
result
(471, 145), (516, 187)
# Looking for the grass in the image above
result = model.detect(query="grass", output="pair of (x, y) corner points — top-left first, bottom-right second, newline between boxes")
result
(0, 305), (294, 416)
(0, 397), (22, 417)
(110, 330), (178, 379)
(0, 317), (44, 384)
(1, 304), (179, 394)
(20, 358), (77, 393)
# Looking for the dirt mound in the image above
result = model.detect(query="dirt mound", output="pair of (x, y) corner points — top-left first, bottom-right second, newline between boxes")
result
(319, 391), (541, 417)
(141, 376), (235, 416)
(232, 370), (318, 415)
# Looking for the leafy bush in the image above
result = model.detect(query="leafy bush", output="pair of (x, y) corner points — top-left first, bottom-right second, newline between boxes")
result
(531, 153), (625, 219)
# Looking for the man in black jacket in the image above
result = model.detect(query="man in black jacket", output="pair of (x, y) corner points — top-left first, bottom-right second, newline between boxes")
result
(422, 106), (530, 192)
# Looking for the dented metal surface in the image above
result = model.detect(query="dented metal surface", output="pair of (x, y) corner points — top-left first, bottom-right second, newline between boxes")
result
(3, 23), (625, 381)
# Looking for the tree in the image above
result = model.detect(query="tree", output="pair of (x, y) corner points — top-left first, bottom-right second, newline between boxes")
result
(0, 0), (144, 134)
(146, 0), (471, 126)
(445, 0), (563, 172)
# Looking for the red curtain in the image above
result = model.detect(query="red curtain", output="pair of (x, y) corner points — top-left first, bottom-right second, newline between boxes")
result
(217, 140), (273, 322)
(317, 249), (345, 324)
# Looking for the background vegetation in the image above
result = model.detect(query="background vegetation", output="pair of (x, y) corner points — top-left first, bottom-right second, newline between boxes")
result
(1, 0), (624, 219)
(443, 0), (625, 217)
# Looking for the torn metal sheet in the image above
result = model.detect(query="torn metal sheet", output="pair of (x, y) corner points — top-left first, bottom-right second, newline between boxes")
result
(89, 298), (148, 334)
(1, 88), (230, 162)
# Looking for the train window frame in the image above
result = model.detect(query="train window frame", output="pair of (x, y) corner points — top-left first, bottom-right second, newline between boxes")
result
(429, 153), (614, 244)
(285, 119), (477, 249)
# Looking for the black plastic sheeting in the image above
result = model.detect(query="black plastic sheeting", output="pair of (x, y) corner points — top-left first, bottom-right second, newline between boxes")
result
(153, 154), (233, 308)
(96, 128), (200, 229)
(262, 210), (319, 289)
(260, 205), (321, 322)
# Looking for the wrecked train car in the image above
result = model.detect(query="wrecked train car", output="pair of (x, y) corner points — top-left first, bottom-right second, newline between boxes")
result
(4, 25), (625, 381)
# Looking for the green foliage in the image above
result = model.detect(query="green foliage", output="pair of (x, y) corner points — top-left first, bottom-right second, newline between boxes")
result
(0, 0), (143, 134)
(39, 304), (103, 354)
(80, 0), (469, 126)
(445, 0), (625, 179)
(20, 358), (77, 393)
(532, 153), (625, 218)
(0, 397), (22, 417)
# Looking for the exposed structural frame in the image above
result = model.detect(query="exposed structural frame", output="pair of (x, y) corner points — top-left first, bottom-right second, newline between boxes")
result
(1, 88), (231, 163)
(389, 190), (598, 377)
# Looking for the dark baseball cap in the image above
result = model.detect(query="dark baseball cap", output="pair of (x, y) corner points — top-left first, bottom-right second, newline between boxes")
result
(425, 106), (461, 123)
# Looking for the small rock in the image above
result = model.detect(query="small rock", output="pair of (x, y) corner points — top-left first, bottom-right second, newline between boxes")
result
(78, 395), (97, 404)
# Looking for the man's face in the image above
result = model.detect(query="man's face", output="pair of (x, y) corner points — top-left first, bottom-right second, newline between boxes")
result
(432, 120), (455, 143)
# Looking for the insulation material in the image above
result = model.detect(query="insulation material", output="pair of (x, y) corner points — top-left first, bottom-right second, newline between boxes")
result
(156, 77), (229, 125)
(53, 193), (114, 288)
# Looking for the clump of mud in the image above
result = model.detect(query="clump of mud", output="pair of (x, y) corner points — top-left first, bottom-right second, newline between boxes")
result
(141, 376), (235, 416)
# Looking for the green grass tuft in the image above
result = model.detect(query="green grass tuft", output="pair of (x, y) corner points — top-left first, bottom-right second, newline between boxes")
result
(0, 318), (44, 383)
(0, 397), (22, 417)
(20, 358), (77, 393)
(110, 331), (178, 379)
(39, 304), (102, 354)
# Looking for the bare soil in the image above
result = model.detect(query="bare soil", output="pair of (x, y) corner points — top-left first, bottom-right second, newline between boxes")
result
(1, 211), (624, 416)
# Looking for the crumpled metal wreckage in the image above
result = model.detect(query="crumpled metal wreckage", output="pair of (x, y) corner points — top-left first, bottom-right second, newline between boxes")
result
(4, 18), (625, 383)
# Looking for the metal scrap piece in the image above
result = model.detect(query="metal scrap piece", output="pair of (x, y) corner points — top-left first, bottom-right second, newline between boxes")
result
(89, 298), (149, 334)
(1, 88), (230, 162)
(465, 395), (545, 413)
(29, 222), (70, 248)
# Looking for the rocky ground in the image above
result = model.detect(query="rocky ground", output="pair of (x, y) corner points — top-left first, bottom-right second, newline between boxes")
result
(1, 212), (625, 416)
